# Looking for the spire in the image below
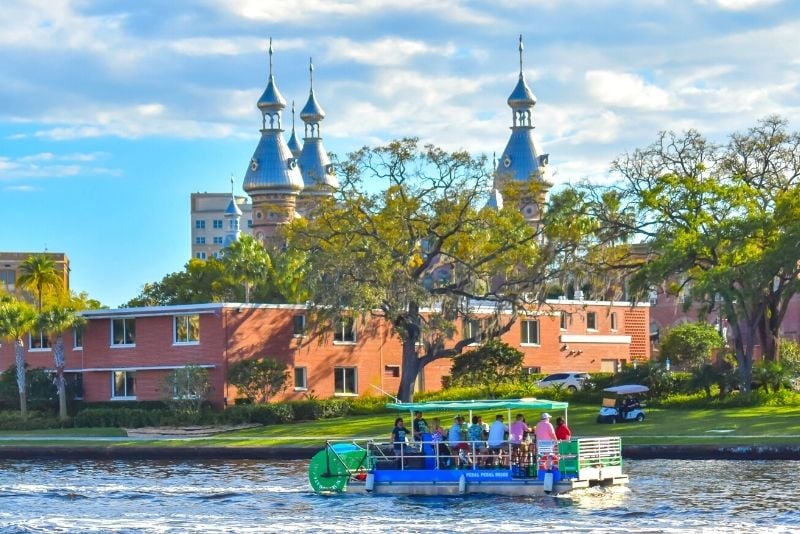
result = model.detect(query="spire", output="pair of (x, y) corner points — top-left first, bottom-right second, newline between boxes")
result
(300, 57), (325, 130)
(507, 35), (536, 112)
(518, 34), (524, 77)
(257, 38), (287, 129)
(287, 100), (303, 158)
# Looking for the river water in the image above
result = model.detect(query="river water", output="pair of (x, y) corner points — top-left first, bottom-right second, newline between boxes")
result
(0, 459), (797, 533)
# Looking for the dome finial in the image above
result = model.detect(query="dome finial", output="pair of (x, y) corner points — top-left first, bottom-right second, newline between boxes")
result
(268, 37), (274, 77)
(292, 100), (296, 129)
(309, 57), (314, 92)
(518, 34), (524, 77)
(230, 173), (235, 194)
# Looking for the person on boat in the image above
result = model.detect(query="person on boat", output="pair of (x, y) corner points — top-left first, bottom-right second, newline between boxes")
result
(391, 417), (409, 458)
(430, 418), (451, 467)
(487, 414), (508, 466)
(534, 413), (557, 454)
(448, 416), (470, 467)
(509, 413), (531, 465)
(467, 415), (488, 465)
(555, 417), (571, 441)
(412, 411), (429, 443)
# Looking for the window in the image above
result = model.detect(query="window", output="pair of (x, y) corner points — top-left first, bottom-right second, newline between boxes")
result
(213, 236), (223, 245)
(610, 312), (618, 331)
(294, 367), (307, 389)
(560, 311), (568, 330)
(196, 252), (206, 260)
(333, 317), (356, 343)
(648, 289), (658, 305)
(195, 236), (206, 245)
(334, 367), (357, 395)
(112, 370), (135, 398)
(73, 327), (84, 350)
(384, 365), (400, 378)
(293, 314), (307, 336)
(174, 314), (200, 343)
(520, 319), (540, 345)
(29, 329), (51, 350)
(171, 367), (205, 399)
(69, 372), (84, 399)
(586, 311), (598, 330)
(195, 220), (205, 229)
(213, 219), (223, 229)
(0, 269), (15, 287)
(247, 219), (253, 228)
(462, 318), (483, 343)
(111, 318), (136, 346)
(523, 366), (541, 375)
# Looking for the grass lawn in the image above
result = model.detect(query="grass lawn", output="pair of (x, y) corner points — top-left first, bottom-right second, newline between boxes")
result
(0, 404), (799, 448)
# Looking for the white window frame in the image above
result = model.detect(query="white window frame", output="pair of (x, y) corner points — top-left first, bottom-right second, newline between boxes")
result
(334, 366), (358, 396)
(111, 370), (136, 399)
(195, 220), (205, 229)
(73, 326), (83, 351)
(212, 219), (223, 229)
(294, 367), (308, 390)
(333, 317), (356, 344)
(586, 311), (598, 331)
(610, 312), (618, 332)
(293, 314), (307, 337)
(173, 314), (200, 345)
(520, 319), (540, 346)
(28, 329), (51, 351)
(559, 311), (568, 331)
(196, 252), (207, 260)
(196, 236), (206, 245)
(111, 318), (136, 347)
(463, 318), (483, 345)
(213, 236), (224, 245)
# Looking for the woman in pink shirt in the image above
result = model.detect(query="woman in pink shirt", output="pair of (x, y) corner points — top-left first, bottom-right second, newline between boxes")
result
(534, 412), (557, 452)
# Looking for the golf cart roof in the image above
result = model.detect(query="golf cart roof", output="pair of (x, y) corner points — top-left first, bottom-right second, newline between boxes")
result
(603, 384), (649, 395)
(385, 398), (569, 412)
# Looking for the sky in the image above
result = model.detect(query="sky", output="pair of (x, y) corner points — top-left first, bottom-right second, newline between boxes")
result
(1, 0), (799, 308)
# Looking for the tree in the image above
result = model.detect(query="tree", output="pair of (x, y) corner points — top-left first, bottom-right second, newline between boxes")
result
(449, 340), (523, 395)
(222, 235), (271, 304)
(589, 117), (800, 391)
(38, 300), (86, 420)
(161, 364), (212, 420)
(227, 357), (288, 403)
(289, 139), (578, 402)
(125, 258), (236, 307)
(0, 299), (38, 416)
(17, 254), (64, 310)
(659, 323), (725, 370)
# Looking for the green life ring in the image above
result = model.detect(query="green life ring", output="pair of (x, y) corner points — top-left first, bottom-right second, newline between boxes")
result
(308, 444), (368, 493)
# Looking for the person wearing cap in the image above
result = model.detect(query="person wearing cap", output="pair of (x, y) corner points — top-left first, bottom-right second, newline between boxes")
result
(534, 412), (558, 454)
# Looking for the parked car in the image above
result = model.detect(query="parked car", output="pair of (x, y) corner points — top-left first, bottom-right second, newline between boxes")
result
(536, 372), (593, 392)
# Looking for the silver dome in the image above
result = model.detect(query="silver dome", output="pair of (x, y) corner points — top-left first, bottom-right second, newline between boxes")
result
(243, 130), (304, 193)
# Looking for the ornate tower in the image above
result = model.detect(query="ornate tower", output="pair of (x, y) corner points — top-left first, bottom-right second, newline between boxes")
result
(223, 175), (243, 247)
(297, 58), (338, 216)
(287, 101), (303, 159)
(242, 39), (304, 245)
(495, 35), (551, 224)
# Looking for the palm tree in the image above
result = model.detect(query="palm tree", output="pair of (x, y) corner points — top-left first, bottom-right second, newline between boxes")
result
(39, 303), (86, 420)
(222, 235), (270, 303)
(0, 299), (38, 416)
(17, 254), (64, 311)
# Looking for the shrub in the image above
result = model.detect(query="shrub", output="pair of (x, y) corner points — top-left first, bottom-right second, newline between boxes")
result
(74, 408), (169, 428)
(0, 411), (69, 430)
(220, 403), (294, 426)
(349, 396), (391, 415)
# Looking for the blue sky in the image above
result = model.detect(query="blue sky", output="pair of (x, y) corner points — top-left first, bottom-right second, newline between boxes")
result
(1, 0), (799, 307)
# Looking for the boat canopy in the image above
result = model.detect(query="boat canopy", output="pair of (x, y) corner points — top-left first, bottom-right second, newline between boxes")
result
(385, 398), (569, 412)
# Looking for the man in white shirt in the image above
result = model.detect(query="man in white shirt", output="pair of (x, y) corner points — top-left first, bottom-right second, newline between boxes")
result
(486, 414), (508, 466)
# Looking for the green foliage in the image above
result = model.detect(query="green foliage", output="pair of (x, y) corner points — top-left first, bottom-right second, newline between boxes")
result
(751, 360), (791, 392)
(160, 365), (212, 421)
(449, 340), (523, 395)
(0, 411), (69, 430)
(227, 357), (289, 404)
(660, 323), (724, 370)
(125, 258), (236, 307)
(0, 367), (57, 413)
(16, 254), (64, 310)
(780, 338), (800, 374)
(220, 403), (295, 425)
(654, 389), (800, 409)
(74, 408), (170, 428)
(222, 235), (271, 304)
(289, 399), (351, 420)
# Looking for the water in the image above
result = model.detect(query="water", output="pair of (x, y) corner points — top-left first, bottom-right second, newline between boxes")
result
(0, 459), (798, 532)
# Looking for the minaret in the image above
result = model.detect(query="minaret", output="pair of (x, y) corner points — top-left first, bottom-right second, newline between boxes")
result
(297, 58), (338, 217)
(223, 175), (243, 247)
(495, 35), (551, 224)
(242, 39), (304, 245)
(287, 101), (303, 158)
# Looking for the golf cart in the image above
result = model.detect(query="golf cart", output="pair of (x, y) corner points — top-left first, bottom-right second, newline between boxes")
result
(596, 384), (648, 424)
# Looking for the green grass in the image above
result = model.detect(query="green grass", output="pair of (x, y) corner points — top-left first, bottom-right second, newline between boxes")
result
(1, 404), (799, 448)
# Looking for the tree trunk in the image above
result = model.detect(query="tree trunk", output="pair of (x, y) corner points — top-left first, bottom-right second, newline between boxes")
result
(54, 335), (68, 420)
(14, 340), (27, 417)
(397, 339), (420, 402)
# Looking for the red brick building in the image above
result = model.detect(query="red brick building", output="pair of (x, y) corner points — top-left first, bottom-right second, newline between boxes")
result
(0, 300), (649, 408)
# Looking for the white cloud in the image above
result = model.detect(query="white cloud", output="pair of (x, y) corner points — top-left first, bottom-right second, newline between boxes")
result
(585, 70), (673, 110)
(696, 0), (782, 10)
(3, 184), (39, 192)
(323, 37), (456, 67)
(0, 151), (117, 181)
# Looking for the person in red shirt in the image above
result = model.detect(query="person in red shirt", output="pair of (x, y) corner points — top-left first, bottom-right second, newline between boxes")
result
(555, 417), (572, 441)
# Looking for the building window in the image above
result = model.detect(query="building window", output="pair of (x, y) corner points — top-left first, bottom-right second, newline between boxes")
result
(213, 219), (223, 229)
(610, 312), (618, 331)
(111, 318), (136, 346)
(294, 367), (307, 389)
(462, 318), (483, 343)
(560, 311), (568, 330)
(587, 311), (598, 331)
(384, 365), (400, 378)
(196, 237), (206, 245)
(648, 289), (658, 305)
(112, 371), (136, 398)
(0, 269), (15, 288)
(195, 220), (205, 229)
(196, 252), (207, 260)
(73, 327), (84, 350)
(174, 314), (200, 344)
(520, 319), (540, 345)
(333, 317), (356, 343)
(334, 367), (357, 395)
(29, 329), (51, 350)
(69, 372), (84, 399)
(523, 366), (541, 375)
(247, 219), (253, 228)
(293, 314), (307, 336)
(213, 236), (224, 245)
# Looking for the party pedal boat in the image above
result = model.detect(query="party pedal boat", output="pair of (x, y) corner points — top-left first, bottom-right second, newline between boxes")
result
(308, 398), (628, 496)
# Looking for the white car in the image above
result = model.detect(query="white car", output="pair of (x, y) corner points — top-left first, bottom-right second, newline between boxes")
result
(536, 372), (592, 392)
